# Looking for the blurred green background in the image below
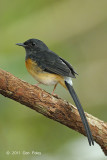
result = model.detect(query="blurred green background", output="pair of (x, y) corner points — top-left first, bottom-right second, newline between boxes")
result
(0, 0), (107, 159)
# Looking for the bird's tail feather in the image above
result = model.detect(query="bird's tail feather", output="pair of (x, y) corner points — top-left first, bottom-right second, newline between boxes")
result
(65, 80), (94, 146)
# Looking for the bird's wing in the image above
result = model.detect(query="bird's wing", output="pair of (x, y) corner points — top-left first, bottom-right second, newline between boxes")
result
(32, 50), (77, 78)
(59, 57), (78, 76)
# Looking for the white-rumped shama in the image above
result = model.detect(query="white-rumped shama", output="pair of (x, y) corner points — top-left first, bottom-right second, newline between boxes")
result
(16, 39), (94, 146)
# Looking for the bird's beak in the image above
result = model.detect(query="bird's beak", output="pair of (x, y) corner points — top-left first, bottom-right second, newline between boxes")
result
(16, 43), (25, 47)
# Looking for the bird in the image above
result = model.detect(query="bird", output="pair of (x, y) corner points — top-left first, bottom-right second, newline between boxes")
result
(16, 38), (94, 146)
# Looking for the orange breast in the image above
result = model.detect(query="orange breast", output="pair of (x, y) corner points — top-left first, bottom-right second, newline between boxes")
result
(25, 58), (42, 73)
(25, 58), (66, 87)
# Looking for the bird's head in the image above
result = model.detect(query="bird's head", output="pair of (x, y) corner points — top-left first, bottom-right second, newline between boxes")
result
(16, 39), (48, 53)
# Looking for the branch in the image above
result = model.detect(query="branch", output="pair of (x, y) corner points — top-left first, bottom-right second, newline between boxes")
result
(0, 68), (107, 155)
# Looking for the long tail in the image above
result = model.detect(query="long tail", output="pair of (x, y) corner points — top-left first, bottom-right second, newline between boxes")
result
(65, 80), (94, 146)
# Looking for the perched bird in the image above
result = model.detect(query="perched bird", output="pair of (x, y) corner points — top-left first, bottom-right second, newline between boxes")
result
(16, 38), (94, 145)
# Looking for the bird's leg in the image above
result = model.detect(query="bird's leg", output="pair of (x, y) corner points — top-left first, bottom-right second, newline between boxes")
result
(34, 82), (41, 87)
(51, 83), (58, 95)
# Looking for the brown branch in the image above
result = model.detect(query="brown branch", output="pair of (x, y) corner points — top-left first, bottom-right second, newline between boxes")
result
(0, 68), (107, 155)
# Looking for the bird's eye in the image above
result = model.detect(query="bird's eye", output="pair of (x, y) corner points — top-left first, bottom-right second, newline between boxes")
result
(31, 42), (36, 46)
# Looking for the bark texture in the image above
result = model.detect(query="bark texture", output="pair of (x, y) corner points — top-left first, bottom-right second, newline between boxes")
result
(0, 69), (107, 155)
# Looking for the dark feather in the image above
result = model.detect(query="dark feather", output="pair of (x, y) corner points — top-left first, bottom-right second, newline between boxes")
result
(65, 81), (94, 146)
(30, 50), (77, 78)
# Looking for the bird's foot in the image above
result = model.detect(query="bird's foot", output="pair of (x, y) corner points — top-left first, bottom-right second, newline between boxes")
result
(34, 82), (41, 88)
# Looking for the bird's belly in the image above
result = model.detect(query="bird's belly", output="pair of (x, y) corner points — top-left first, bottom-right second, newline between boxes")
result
(34, 73), (58, 85)
(25, 58), (62, 85)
